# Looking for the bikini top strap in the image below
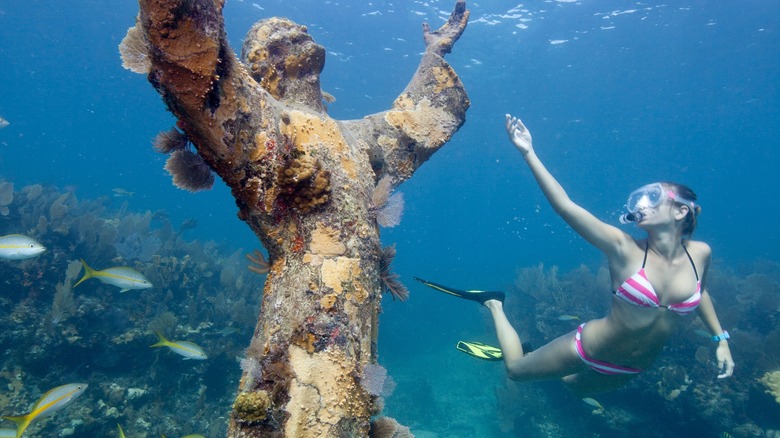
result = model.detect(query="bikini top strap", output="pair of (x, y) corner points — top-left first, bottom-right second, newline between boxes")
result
(681, 243), (700, 281)
(641, 241), (650, 268)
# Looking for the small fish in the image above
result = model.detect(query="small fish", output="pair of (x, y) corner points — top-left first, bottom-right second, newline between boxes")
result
(73, 259), (152, 292)
(182, 435), (206, 438)
(0, 234), (46, 260)
(112, 187), (135, 197)
(0, 116), (8, 129)
(557, 314), (580, 321)
(0, 429), (16, 438)
(117, 424), (126, 438)
(321, 90), (336, 104)
(150, 331), (207, 360)
(582, 397), (604, 411)
(2, 383), (88, 438)
(215, 326), (240, 336)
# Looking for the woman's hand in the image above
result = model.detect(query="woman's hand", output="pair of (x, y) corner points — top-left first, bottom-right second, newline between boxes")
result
(716, 342), (735, 378)
(505, 114), (533, 155)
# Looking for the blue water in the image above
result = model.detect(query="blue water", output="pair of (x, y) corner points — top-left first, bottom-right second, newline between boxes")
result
(1, 0), (778, 437)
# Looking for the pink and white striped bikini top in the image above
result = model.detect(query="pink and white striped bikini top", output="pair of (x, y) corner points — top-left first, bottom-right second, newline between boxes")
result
(614, 243), (701, 315)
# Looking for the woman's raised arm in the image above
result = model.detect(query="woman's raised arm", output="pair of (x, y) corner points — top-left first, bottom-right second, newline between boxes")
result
(506, 115), (629, 256)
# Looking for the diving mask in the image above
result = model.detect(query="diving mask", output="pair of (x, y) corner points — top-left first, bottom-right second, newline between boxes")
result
(620, 183), (696, 223)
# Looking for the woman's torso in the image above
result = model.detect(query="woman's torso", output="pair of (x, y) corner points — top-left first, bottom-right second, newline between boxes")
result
(581, 239), (707, 369)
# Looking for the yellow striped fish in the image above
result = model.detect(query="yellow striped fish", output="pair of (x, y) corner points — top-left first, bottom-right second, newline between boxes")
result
(0, 429), (16, 438)
(2, 383), (88, 438)
(0, 235), (46, 260)
(150, 331), (207, 360)
(117, 424), (126, 438)
(73, 259), (152, 292)
(582, 397), (605, 411)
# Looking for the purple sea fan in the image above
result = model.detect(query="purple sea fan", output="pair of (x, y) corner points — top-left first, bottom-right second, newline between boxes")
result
(164, 150), (215, 192)
(153, 127), (189, 154)
(376, 192), (404, 228)
(361, 363), (388, 397)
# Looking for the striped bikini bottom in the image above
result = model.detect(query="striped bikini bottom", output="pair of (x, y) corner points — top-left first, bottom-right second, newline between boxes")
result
(574, 323), (642, 375)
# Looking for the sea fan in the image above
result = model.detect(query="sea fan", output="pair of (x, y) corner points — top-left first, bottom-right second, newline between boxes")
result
(369, 416), (413, 438)
(371, 176), (393, 208)
(376, 192), (404, 228)
(119, 25), (151, 74)
(379, 244), (409, 302)
(164, 150), (215, 192)
(361, 363), (388, 397)
(371, 176), (404, 228)
(153, 128), (189, 154)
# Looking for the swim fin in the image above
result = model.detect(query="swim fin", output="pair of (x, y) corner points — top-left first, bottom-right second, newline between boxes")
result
(414, 277), (505, 304)
(456, 341), (503, 361)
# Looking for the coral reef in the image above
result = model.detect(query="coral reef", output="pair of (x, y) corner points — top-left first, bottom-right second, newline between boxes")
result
(0, 183), (263, 436)
(759, 371), (780, 404)
(0, 180), (13, 216)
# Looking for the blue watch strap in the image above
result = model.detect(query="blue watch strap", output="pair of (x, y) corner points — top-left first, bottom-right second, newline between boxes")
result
(712, 330), (730, 342)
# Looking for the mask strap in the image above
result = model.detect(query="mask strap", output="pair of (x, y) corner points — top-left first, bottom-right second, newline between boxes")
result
(667, 190), (696, 211)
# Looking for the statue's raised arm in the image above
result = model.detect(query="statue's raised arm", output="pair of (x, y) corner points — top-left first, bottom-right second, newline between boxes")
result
(343, 0), (470, 186)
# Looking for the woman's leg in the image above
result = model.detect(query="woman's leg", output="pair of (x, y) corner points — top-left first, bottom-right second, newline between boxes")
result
(484, 299), (584, 381)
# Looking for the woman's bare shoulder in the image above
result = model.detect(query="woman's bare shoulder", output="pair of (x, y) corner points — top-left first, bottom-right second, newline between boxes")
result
(684, 240), (713, 269)
(685, 239), (712, 255)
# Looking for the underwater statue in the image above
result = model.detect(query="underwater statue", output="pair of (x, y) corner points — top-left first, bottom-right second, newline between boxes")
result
(125, 0), (469, 435)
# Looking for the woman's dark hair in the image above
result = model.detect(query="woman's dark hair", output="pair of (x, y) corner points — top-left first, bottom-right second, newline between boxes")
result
(662, 181), (701, 236)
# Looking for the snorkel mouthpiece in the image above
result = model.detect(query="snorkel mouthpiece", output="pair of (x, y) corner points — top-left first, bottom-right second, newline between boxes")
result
(619, 211), (643, 224)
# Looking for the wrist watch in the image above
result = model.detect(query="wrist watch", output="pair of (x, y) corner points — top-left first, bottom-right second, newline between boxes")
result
(712, 330), (730, 342)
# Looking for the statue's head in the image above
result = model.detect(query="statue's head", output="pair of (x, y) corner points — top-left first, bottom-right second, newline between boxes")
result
(242, 18), (326, 110)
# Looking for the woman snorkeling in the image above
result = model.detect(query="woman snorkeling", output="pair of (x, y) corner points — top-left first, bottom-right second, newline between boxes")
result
(417, 115), (735, 396)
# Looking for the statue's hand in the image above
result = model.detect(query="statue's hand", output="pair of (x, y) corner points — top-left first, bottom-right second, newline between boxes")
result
(422, 1), (469, 56)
